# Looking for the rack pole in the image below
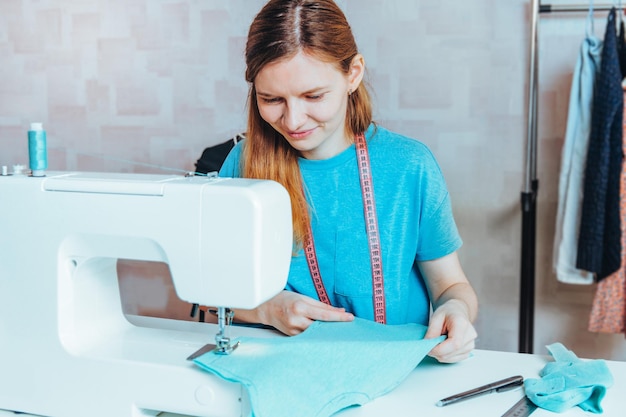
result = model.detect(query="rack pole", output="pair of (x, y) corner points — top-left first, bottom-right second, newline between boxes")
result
(520, 0), (540, 355)
(520, 2), (621, 354)
(540, 3), (622, 13)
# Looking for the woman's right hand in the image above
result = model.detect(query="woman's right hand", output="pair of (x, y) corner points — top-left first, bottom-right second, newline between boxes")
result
(236, 290), (354, 335)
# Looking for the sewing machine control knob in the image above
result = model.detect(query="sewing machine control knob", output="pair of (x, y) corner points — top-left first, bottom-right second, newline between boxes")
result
(194, 385), (216, 406)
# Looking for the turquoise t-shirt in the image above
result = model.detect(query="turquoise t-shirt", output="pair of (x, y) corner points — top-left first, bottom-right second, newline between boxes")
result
(219, 124), (462, 325)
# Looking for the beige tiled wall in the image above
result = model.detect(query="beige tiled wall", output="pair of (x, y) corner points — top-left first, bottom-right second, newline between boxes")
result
(2, 0), (624, 360)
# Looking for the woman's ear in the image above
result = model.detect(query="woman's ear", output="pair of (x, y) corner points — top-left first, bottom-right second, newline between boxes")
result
(347, 54), (365, 93)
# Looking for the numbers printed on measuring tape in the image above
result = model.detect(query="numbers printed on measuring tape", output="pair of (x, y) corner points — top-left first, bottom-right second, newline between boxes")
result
(304, 133), (387, 323)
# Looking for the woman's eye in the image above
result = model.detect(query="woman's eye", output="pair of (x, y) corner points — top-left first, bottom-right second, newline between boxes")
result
(260, 97), (282, 104)
(307, 94), (324, 100)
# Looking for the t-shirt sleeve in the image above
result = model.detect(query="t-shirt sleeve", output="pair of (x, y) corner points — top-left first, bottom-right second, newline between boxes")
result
(218, 141), (244, 178)
(413, 150), (463, 261)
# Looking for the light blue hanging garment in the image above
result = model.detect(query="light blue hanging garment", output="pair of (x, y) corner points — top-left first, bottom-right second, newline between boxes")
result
(553, 0), (603, 284)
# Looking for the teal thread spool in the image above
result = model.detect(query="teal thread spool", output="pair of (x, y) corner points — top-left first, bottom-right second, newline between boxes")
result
(28, 122), (47, 177)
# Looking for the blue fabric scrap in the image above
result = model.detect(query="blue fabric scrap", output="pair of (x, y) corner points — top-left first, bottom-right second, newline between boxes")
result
(524, 343), (614, 414)
(193, 317), (445, 417)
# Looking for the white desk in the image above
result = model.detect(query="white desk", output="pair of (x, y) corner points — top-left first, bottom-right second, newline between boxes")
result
(1, 349), (623, 417)
(337, 349), (625, 416)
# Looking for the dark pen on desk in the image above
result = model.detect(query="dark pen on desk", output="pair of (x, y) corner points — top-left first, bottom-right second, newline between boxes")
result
(435, 375), (524, 407)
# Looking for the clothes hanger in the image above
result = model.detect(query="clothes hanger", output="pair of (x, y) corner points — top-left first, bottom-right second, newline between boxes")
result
(586, 0), (595, 38)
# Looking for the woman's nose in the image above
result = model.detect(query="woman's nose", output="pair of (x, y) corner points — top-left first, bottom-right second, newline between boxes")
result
(283, 101), (306, 130)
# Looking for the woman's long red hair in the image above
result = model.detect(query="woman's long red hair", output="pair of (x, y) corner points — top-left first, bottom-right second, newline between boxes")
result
(243, 0), (373, 248)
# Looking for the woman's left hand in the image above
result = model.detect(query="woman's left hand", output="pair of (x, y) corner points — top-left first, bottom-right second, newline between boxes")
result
(424, 299), (477, 363)
(418, 252), (479, 363)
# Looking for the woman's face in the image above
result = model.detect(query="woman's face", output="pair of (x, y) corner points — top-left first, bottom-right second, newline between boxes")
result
(254, 51), (364, 160)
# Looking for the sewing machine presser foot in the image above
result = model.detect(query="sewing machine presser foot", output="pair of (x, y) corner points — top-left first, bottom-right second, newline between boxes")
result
(186, 307), (239, 360)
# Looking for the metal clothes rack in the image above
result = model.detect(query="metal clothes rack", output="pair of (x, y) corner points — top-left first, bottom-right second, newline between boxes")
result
(522, 1), (622, 354)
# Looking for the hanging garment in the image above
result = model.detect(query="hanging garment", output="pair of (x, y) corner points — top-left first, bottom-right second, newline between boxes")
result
(618, 19), (626, 77)
(588, 85), (626, 336)
(577, 8), (625, 281)
(553, 11), (603, 284)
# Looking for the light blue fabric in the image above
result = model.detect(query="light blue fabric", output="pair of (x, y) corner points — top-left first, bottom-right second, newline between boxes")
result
(193, 318), (444, 417)
(524, 343), (614, 414)
(219, 124), (462, 325)
(553, 18), (603, 284)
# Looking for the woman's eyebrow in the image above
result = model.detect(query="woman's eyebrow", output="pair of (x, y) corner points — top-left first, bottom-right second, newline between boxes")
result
(257, 87), (328, 97)
(256, 91), (275, 97)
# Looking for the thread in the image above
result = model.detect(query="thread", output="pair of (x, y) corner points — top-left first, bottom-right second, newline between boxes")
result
(53, 148), (212, 176)
(28, 122), (47, 177)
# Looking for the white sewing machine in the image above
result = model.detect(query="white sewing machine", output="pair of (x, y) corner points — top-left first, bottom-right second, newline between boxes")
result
(0, 170), (293, 417)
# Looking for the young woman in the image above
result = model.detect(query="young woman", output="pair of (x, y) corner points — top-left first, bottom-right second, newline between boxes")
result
(219, 0), (478, 363)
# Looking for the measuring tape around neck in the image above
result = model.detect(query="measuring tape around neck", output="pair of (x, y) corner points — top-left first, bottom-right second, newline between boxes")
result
(303, 133), (386, 324)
